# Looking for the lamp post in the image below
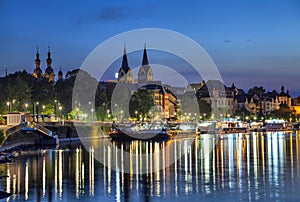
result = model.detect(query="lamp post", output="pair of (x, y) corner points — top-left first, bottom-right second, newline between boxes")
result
(12, 99), (15, 112)
(76, 107), (79, 121)
(135, 111), (138, 121)
(36, 102), (39, 122)
(6, 102), (10, 112)
(120, 110), (124, 122)
(24, 103), (28, 124)
(59, 106), (62, 122)
(42, 105), (45, 122)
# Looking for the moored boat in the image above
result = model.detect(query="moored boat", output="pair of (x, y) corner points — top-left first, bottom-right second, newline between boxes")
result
(217, 118), (248, 134)
(108, 129), (173, 141)
(265, 119), (293, 131)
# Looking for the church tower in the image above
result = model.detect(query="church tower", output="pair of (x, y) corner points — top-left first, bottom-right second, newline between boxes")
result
(44, 46), (55, 82)
(138, 44), (153, 83)
(117, 43), (134, 83)
(32, 47), (43, 79)
(58, 66), (63, 81)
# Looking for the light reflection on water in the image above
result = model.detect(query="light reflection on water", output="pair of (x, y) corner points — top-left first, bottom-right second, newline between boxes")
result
(0, 132), (300, 201)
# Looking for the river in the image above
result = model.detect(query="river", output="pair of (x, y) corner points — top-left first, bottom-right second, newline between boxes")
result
(1, 131), (300, 201)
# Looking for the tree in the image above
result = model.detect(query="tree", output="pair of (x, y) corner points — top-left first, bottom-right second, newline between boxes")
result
(270, 104), (291, 120)
(234, 107), (250, 120)
(247, 86), (266, 96)
(198, 99), (212, 119)
(129, 89), (154, 121)
(96, 105), (106, 121)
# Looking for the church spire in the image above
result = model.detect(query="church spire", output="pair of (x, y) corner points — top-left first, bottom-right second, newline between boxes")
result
(47, 46), (52, 67)
(121, 42), (129, 72)
(142, 43), (149, 66)
(35, 46), (41, 68)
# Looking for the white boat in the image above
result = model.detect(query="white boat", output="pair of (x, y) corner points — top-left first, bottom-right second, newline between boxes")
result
(265, 119), (293, 131)
(196, 121), (217, 135)
(217, 118), (248, 134)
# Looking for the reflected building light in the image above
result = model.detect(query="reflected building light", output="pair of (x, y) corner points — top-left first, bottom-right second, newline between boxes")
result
(18, 166), (20, 196)
(174, 140), (178, 196)
(89, 147), (95, 197)
(108, 146), (111, 194)
(121, 144), (124, 192)
(155, 143), (160, 197)
(59, 150), (63, 198)
(25, 161), (29, 200)
(42, 157), (46, 197)
(103, 146), (106, 195)
(163, 142), (166, 196)
(81, 162), (85, 193)
(290, 134), (294, 178)
(212, 137), (216, 191)
(184, 140), (188, 180)
(189, 145), (192, 173)
(75, 148), (79, 199)
(195, 138), (199, 193)
(267, 134), (273, 183)
(7, 166), (10, 194)
(146, 142), (149, 174)
(221, 139), (224, 189)
(139, 143), (143, 178)
(13, 174), (16, 200)
(297, 133), (299, 174)
(136, 142), (139, 191)
(253, 134), (258, 189)
(278, 134), (284, 180)
(150, 142), (153, 196)
(55, 151), (58, 197)
(228, 135), (234, 189)
(116, 167), (121, 202)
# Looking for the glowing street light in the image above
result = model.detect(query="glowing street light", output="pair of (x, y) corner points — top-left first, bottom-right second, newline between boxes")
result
(6, 102), (10, 112)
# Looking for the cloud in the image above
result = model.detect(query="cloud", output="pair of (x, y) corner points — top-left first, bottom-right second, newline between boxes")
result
(73, 3), (156, 26)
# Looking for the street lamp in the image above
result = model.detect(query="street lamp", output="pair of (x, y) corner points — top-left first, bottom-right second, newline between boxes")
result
(6, 102), (10, 112)
(135, 110), (138, 120)
(36, 102), (39, 122)
(59, 106), (62, 122)
(12, 99), (15, 111)
(42, 105), (45, 122)
(120, 110), (124, 122)
(24, 103), (28, 123)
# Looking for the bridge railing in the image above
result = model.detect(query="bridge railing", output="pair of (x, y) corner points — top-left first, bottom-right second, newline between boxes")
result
(34, 124), (54, 137)
(6, 123), (24, 137)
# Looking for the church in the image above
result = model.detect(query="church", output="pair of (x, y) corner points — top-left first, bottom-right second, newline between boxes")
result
(117, 44), (177, 120)
(32, 47), (63, 82)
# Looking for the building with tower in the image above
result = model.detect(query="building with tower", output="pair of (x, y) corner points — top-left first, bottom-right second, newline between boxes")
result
(138, 44), (153, 84)
(43, 47), (55, 82)
(278, 85), (291, 106)
(32, 47), (43, 79)
(58, 67), (63, 81)
(117, 44), (134, 83)
(32, 47), (62, 82)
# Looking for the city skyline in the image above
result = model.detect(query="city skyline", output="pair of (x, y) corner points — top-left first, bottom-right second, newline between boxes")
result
(1, 0), (300, 95)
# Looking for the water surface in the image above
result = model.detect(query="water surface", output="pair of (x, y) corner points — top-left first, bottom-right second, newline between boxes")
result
(1, 131), (300, 201)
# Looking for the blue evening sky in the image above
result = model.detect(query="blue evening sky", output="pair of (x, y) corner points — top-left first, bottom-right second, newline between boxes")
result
(0, 0), (300, 95)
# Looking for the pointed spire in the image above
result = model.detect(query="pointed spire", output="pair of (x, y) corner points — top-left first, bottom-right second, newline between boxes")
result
(36, 46), (40, 59)
(121, 42), (129, 72)
(142, 43), (149, 66)
(47, 46), (51, 58)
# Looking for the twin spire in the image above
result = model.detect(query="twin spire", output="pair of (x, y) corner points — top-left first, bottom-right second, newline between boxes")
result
(119, 42), (152, 83)
(121, 42), (149, 69)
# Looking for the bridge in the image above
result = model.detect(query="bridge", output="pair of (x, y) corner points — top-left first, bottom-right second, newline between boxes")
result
(1, 123), (58, 149)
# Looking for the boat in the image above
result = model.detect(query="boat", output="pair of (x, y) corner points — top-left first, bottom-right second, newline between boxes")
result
(108, 122), (174, 141)
(196, 121), (217, 135)
(265, 119), (293, 131)
(167, 122), (197, 138)
(249, 121), (266, 132)
(217, 118), (248, 134)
